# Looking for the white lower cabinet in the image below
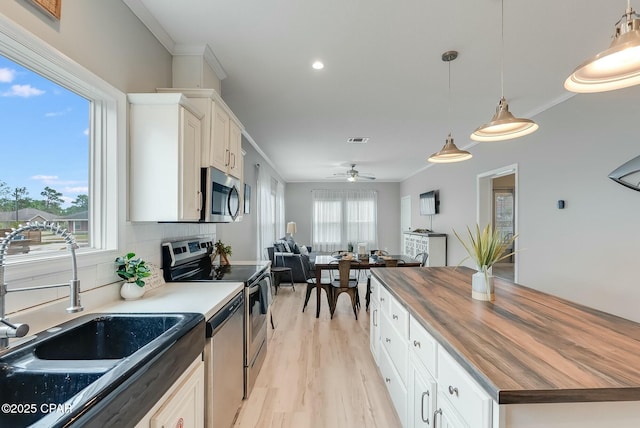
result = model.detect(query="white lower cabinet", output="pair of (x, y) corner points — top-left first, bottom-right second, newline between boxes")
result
(436, 348), (491, 428)
(369, 277), (380, 365)
(135, 356), (205, 428)
(408, 360), (437, 428)
(379, 344), (408, 428)
(372, 281), (492, 428)
(434, 391), (467, 428)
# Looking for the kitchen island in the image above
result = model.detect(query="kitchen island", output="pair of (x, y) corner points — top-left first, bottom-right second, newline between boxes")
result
(371, 266), (640, 427)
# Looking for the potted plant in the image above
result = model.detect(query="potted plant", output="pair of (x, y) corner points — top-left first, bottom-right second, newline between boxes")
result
(115, 252), (151, 300)
(214, 240), (232, 265)
(453, 224), (518, 301)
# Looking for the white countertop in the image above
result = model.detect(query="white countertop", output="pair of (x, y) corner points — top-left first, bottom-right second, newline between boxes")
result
(101, 281), (244, 320)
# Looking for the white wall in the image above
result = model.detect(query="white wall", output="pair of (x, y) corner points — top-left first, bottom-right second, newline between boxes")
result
(285, 182), (402, 254)
(401, 88), (640, 322)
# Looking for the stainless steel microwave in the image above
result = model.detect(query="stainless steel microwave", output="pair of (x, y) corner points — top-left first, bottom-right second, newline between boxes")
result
(201, 167), (241, 222)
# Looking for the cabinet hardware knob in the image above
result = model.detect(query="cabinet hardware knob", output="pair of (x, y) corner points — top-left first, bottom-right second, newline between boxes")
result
(392, 314), (398, 320)
(448, 385), (459, 396)
(385, 337), (391, 343)
(413, 340), (421, 348)
(380, 297), (385, 302)
(385, 377), (391, 383)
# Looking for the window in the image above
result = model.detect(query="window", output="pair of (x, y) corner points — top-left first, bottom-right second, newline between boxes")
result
(0, 15), (120, 267)
(0, 54), (90, 255)
(312, 189), (377, 252)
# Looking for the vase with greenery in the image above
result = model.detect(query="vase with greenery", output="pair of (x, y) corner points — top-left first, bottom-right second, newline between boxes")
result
(214, 240), (232, 265)
(453, 224), (518, 301)
(115, 252), (151, 300)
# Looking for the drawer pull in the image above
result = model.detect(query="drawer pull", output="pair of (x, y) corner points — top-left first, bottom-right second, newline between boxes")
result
(421, 391), (430, 424)
(385, 377), (391, 383)
(433, 409), (442, 426)
(392, 314), (398, 320)
(413, 340), (421, 348)
(448, 385), (459, 396)
(385, 337), (391, 343)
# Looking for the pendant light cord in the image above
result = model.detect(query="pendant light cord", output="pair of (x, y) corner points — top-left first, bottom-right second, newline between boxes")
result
(500, 0), (504, 98)
(448, 58), (452, 134)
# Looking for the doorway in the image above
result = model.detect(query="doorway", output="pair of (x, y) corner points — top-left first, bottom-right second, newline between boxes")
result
(477, 165), (518, 282)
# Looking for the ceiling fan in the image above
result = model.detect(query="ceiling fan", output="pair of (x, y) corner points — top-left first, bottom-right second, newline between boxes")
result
(331, 164), (376, 182)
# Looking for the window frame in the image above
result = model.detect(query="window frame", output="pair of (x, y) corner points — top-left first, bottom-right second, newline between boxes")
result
(312, 189), (378, 252)
(0, 15), (121, 280)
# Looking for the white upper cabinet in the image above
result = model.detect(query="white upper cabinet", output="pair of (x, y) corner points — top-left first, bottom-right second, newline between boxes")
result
(128, 93), (203, 222)
(157, 88), (244, 180)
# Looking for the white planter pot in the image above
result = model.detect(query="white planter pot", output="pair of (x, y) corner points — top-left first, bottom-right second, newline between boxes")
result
(120, 281), (146, 300)
(472, 268), (494, 301)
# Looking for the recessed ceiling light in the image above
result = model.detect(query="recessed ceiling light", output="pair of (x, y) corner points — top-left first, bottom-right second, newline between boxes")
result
(312, 61), (324, 70)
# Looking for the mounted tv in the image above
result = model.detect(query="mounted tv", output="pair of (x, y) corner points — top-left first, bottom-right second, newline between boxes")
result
(419, 190), (438, 216)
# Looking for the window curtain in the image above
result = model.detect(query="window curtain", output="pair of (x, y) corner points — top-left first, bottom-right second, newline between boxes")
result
(256, 164), (274, 260)
(275, 180), (285, 239)
(311, 189), (378, 253)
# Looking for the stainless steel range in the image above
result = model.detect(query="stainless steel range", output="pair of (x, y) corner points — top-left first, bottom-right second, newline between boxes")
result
(162, 237), (271, 427)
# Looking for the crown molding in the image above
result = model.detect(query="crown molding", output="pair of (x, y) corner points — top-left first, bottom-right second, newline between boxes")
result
(173, 44), (227, 80)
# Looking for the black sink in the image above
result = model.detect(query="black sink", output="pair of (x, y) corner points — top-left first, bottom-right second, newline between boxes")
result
(0, 312), (205, 427)
(0, 367), (105, 427)
(34, 315), (181, 360)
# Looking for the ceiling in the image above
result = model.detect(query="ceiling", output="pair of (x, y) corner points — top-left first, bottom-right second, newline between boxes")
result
(124, 0), (623, 182)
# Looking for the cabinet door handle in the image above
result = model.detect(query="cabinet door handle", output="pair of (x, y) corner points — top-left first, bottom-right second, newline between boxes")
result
(380, 297), (385, 302)
(413, 340), (421, 348)
(421, 391), (430, 424)
(225, 149), (230, 166)
(448, 385), (459, 396)
(385, 337), (391, 343)
(231, 152), (236, 168)
(385, 377), (391, 383)
(392, 314), (398, 320)
(197, 190), (202, 212)
(373, 309), (377, 327)
(433, 409), (442, 426)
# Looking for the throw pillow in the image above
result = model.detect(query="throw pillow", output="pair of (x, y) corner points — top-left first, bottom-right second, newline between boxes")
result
(299, 245), (309, 256)
(274, 239), (291, 252)
(284, 236), (299, 254)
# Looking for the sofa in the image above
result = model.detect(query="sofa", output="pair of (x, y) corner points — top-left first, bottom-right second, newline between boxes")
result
(270, 237), (316, 283)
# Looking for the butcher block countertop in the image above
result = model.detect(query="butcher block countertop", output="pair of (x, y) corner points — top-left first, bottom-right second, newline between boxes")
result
(371, 266), (640, 405)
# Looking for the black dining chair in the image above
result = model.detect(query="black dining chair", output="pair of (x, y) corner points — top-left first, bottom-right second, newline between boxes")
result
(415, 252), (429, 267)
(266, 247), (295, 294)
(329, 259), (361, 319)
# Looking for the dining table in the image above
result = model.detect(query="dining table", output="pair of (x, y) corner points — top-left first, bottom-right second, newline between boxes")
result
(313, 254), (421, 318)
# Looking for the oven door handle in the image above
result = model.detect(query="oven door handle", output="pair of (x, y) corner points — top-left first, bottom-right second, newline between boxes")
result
(248, 282), (261, 295)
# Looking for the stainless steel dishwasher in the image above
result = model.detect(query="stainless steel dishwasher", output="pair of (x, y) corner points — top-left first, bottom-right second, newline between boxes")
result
(204, 291), (245, 428)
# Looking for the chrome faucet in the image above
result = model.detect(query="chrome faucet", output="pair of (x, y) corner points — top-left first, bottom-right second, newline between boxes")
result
(0, 221), (83, 349)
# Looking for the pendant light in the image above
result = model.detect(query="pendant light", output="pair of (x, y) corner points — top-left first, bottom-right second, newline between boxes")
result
(471, 0), (538, 142)
(428, 51), (472, 163)
(565, 1), (640, 93)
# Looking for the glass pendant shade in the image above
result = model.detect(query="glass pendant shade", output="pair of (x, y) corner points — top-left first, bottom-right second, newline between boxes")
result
(471, 97), (539, 141)
(565, 7), (640, 93)
(428, 134), (472, 163)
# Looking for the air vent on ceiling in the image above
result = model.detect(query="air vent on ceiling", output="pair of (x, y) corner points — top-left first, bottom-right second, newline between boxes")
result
(347, 137), (370, 144)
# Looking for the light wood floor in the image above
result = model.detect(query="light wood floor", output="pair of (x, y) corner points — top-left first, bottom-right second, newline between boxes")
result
(233, 282), (402, 428)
